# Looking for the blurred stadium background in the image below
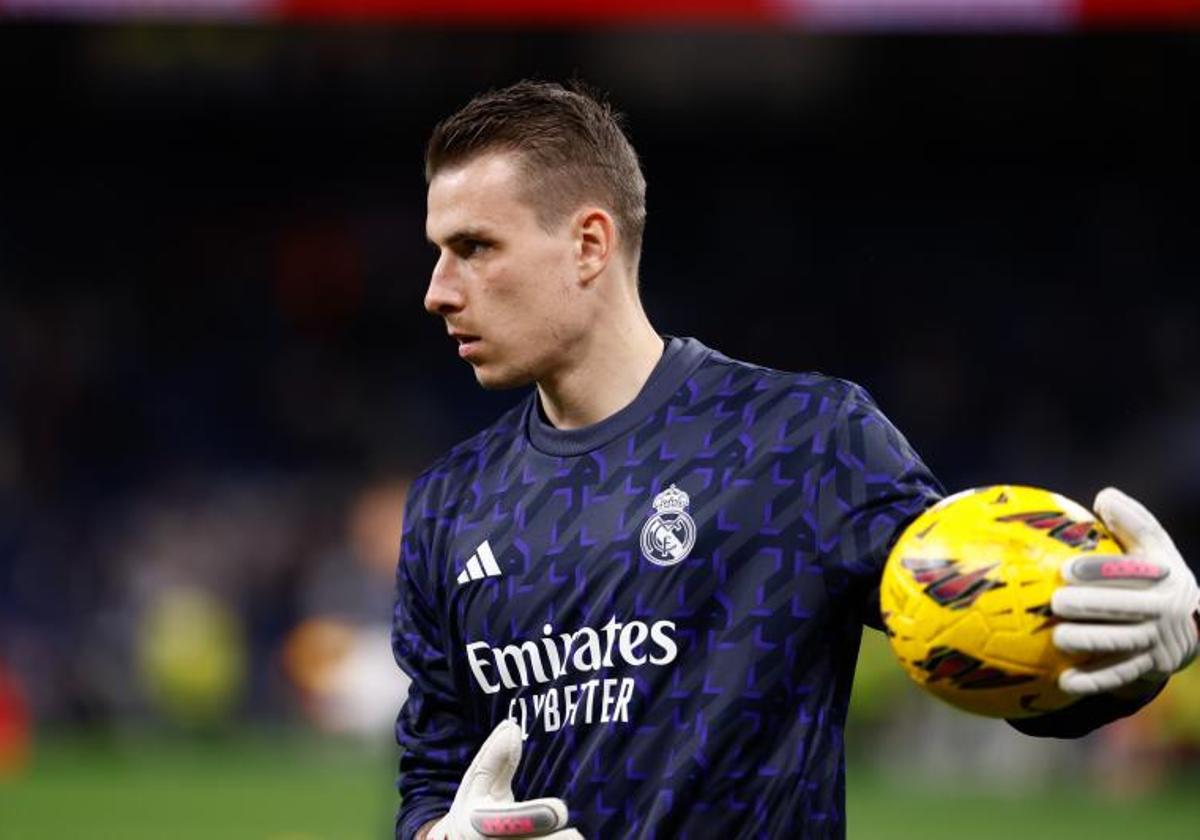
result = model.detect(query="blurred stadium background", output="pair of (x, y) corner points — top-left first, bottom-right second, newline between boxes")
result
(2, 2), (1200, 838)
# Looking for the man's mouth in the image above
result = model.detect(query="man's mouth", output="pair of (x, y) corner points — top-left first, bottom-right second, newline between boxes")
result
(450, 332), (482, 359)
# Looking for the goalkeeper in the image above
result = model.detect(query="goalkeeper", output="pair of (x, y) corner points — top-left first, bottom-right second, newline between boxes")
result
(393, 81), (1199, 839)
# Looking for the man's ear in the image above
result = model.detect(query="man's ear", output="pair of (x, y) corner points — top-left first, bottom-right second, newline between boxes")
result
(575, 207), (615, 285)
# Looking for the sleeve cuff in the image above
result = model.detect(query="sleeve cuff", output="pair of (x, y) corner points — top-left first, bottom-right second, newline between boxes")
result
(397, 803), (450, 840)
(1006, 679), (1166, 740)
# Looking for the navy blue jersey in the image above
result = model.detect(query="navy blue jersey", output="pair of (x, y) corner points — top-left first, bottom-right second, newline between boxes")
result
(393, 337), (942, 839)
(391, 337), (1153, 839)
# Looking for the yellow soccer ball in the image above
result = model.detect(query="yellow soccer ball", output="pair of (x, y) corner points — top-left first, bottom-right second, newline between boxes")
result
(880, 485), (1123, 718)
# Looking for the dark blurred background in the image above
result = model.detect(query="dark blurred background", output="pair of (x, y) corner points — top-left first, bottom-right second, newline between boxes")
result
(1, 20), (1199, 839)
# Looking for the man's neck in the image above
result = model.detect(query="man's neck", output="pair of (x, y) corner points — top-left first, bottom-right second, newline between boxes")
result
(536, 314), (664, 431)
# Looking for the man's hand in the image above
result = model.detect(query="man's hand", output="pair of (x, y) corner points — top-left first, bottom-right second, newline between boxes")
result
(1051, 486), (1200, 695)
(425, 720), (582, 840)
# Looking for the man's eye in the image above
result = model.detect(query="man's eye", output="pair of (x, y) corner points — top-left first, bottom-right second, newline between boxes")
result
(460, 239), (492, 258)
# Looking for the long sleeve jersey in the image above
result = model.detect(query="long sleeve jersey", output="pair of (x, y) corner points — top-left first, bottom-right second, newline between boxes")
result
(392, 336), (1152, 840)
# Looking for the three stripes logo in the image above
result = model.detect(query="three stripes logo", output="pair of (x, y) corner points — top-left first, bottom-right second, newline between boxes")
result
(456, 540), (502, 585)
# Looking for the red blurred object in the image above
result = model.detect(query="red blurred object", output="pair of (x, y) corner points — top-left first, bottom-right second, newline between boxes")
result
(273, 220), (365, 338)
(1081, 0), (1200, 23)
(0, 660), (32, 777)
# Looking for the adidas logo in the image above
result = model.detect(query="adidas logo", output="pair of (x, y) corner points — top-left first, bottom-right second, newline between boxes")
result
(456, 540), (502, 585)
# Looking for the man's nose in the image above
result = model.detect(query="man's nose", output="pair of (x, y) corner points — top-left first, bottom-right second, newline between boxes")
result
(424, 254), (464, 316)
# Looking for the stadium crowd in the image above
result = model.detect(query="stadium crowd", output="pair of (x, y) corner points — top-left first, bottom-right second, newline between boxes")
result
(1, 28), (1197, 785)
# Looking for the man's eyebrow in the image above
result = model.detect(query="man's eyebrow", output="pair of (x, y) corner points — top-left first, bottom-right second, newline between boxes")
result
(428, 227), (494, 248)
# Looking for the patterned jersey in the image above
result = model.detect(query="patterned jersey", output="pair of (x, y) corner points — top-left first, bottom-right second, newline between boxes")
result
(392, 337), (944, 839)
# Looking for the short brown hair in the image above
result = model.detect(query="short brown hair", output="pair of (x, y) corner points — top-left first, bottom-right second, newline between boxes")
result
(426, 80), (647, 265)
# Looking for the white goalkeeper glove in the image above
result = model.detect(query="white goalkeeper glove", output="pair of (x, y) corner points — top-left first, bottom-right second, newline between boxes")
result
(426, 719), (582, 840)
(1051, 486), (1200, 695)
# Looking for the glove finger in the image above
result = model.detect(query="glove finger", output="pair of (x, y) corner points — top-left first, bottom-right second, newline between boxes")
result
(1060, 555), (1168, 589)
(540, 831), (584, 840)
(1093, 487), (1174, 556)
(1052, 585), (1165, 622)
(1059, 651), (1154, 695)
(460, 719), (524, 804)
(1052, 621), (1158, 654)
(471, 798), (570, 837)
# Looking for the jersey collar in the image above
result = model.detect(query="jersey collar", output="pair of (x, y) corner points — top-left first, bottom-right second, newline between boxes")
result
(525, 336), (711, 457)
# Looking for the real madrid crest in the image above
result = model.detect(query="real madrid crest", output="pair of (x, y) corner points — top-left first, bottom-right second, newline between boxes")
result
(640, 484), (696, 567)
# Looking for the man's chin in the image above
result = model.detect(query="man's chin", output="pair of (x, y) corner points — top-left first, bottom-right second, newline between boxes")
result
(470, 362), (534, 391)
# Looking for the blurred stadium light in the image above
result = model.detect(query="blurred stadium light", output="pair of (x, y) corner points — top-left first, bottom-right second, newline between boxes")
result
(2, 0), (1199, 25)
(0, 0), (272, 19)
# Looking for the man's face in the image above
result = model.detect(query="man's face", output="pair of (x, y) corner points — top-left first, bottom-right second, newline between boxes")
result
(425, 152), (587, 390)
